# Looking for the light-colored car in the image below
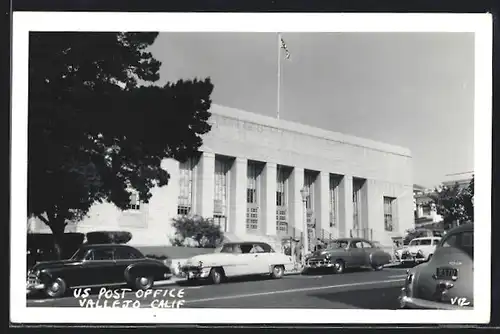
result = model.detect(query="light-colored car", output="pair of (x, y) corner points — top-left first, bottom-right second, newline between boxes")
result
(181, 241), (295, 284)
(395, 237), (441, 264)
(399, 223), (473, 309)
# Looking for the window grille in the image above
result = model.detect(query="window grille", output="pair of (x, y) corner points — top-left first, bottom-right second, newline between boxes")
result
(246, 162), (259, 230)
(384, 197), (395, 232)
(178, 158), (194, 216)
(214, 158), (230, 221)
(276, 166), (288, 233)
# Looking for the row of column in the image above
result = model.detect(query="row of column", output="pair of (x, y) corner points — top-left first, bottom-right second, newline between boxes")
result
(195, 152), (357, 238)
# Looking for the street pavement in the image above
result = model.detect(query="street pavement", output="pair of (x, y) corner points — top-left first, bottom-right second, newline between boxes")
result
(27, 266), (408, 309)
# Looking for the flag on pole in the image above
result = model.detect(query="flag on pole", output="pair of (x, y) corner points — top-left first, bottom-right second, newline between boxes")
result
(280, 37), (291, 59)
(277, 33), (291, 120)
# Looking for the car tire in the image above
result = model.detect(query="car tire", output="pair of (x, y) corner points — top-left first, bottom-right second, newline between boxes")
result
(135, 276), (154, 290)
(271, 265), (285, 279)
(45, 277), (67, 298)
(369, 253), (385, 271)
(332, 260), (345, 274)
(209, 267), (224, 285)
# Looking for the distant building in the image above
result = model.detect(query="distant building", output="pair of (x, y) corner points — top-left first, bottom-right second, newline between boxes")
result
(29, 104), (414, 249)
(441, 171), (473, 190)
(413, 184), (442, 228)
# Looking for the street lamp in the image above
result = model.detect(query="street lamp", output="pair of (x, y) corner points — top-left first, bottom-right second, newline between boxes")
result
(300, 187), (309, 265)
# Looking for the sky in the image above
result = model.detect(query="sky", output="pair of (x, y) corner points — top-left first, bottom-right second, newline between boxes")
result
(147, 32), (475, 188)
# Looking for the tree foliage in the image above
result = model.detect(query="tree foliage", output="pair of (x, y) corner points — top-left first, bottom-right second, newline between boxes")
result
(171, 215), (224, 248)
(429, 176), (474, 229)
(28, 32), (214, 258)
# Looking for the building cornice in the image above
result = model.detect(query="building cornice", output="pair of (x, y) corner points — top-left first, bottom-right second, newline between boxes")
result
(208, 104), (412, 158)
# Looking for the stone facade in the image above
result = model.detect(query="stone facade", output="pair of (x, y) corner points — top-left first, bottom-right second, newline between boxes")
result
(29, 104), (414, 249)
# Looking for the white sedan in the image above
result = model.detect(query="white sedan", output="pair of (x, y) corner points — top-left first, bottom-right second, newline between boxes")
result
(395, 237), (441, 264)
(181, 241), (295, 284)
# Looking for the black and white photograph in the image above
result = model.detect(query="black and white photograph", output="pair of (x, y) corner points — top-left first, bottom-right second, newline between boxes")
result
(11, 12), (491, 324)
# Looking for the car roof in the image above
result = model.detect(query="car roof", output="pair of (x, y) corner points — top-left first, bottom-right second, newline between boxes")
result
(412, 236), (441, 240)
(223, 241), (271, 246)
(79, 244), (136, 250)
(446, 223), (474, 234)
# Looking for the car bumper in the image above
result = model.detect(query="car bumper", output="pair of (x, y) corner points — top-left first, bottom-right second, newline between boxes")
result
(26, 278), (45, 294)
(305, 259), (334, 269)
(399, 288), (473, 310)
(401, 256), (426, 264)
(181, 266), (212, 280)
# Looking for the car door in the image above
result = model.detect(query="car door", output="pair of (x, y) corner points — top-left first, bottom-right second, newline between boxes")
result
(419, 238), (433, 257)
(113, 247), (141, 284)
(360, 241), (374, 265)
(239, 243), (262, 275)
(80, 248), (117, 286)
(223, 244), (246, 277)
(249, 244), (271, 274)
(347, 240), (366, 267)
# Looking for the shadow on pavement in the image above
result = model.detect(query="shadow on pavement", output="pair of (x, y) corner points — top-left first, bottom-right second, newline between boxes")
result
(309, 286), (403, 309)
(177, 274), (274, 287)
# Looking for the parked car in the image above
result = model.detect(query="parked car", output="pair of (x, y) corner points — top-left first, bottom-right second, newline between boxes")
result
(399, 223), (473, 309)
(26, 244), (172, 298)
(395, 237), (441, 265)
(304, 238), (392, 274)
(181, 241), (294, 284)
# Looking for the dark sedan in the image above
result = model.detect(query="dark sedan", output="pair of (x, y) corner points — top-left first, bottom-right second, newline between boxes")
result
(399, 223), (474, 309)
(26, 244), (172, 298)
(304, 238), (392, 274)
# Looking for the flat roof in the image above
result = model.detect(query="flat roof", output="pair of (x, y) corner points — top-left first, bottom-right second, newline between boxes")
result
(209, 104), (412, 157)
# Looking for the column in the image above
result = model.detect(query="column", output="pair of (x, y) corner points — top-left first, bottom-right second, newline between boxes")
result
(229, 157), (247, 236)
(314, 171), (330, 239)
(338, 175), (353, 238)
(196, 152), (215, 218)
(289, 167), (304, 236)
(261, 162), (277, 236)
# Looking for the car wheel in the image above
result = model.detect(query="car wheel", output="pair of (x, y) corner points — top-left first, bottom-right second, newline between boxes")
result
(369, 253), (385, 271)
(332, 260), (345, 274)
(135, 276), (154, 290)
(45, 277), (67, 298)
(209, 267), (223, 285)
(271, 265), (285, 279)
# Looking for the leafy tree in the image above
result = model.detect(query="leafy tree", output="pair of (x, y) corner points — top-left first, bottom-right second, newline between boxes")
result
(430, 175), (474, 229)
(28, 32), (214, 258)
(171, 215), (224, 248)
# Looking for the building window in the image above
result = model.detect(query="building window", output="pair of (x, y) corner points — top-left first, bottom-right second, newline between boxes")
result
(304, 171), (316, 227)
(178, 158), (194, 216)
(353, 180), (364, 230)
(276, 165), (288, 233)
(214, 157), (230, 231)
(304, 172), (315, 210)
(329, 177), (339, 227)
(213, 215), (227, 232)
(127, 191), (140, 210)
(384, 197), (395, 232)
(246, 162), (259, 231)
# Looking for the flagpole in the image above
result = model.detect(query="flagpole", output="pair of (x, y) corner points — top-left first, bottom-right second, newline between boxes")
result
(277, 32), (281, 120)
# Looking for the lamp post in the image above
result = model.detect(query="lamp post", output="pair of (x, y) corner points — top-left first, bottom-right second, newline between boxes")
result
(300, 187), (309, 265)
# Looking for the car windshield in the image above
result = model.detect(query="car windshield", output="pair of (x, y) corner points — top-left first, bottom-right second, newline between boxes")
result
(326, 240), (349, 249)
(70, 248), (88, 260)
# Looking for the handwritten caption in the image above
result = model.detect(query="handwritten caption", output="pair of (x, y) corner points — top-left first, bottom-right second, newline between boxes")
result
(450, 297), (470, 307)
(74, 287), (186, 308)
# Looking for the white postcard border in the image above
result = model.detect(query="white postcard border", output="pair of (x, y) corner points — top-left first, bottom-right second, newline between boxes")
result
(11, 12), (492, 324)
